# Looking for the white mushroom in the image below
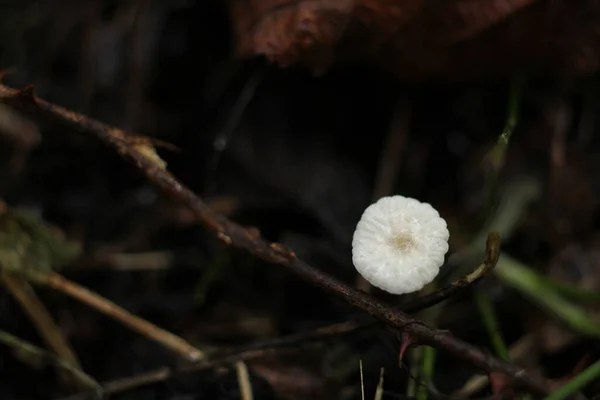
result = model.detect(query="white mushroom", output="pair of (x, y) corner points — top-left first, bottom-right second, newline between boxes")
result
(351, 195), (450, 294)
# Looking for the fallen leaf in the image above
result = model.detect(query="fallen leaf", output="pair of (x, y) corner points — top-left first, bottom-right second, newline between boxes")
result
(229, 0), (600, 81)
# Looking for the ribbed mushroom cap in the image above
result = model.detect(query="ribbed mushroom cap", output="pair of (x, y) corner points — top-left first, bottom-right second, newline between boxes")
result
(352, 195), (450, 295)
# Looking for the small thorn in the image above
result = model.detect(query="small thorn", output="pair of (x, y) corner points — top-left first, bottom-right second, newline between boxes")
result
(17, 85), (36, 103)
(22, 85), (35, 96)
(490, 372), (514, 399)
(398, 331), (418, 367)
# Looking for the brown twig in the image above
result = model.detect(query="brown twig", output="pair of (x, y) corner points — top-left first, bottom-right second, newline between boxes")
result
(235, 361), (254, 400)
(0, 103), (40, 179)
(1, 270), (83, 388)
(61, 346), (284, 399)
(29, 270), (203, 362)
(0, 82), (550, 396)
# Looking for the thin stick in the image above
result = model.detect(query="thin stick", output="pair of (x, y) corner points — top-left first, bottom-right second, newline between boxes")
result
(360, 359), (365, 400)
(235, 361), (254, 400)
(374, 367), (385, 400)
(1, 270), (83, 387)
(63, 347), (282, 399)
(0, 82), (550, 396)
(31, 270), (203, 362)
(455, 334), (536, 397)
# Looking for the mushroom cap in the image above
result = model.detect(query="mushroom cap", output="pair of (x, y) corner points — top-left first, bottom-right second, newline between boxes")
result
(352, 195), (450, 294)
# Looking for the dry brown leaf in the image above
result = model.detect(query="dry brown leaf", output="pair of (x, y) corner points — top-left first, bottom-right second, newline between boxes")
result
(249, 361), (331, 400)
(228, 0), (600, 81)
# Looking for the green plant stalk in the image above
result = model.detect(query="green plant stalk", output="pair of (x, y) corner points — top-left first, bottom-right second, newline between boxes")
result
(490, 78), (522, 173)
(539, 277), (600, 303)
(475, 292), (510, 361)
(417, 346), (436, 400)
(0, 329), (101, 395)
(482, 77), (523, 220)
(495, 254), (600, 337)
(414, 282), (439, 400)
(544, 359), (600, 400)
(374, 367), (385, 400)
(193, 248), (229, 306)
(407, 347), (422, 398)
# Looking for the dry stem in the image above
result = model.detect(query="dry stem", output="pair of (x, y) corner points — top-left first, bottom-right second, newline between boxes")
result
(32, 271), (203, 362)
(1, 270), (83, 388)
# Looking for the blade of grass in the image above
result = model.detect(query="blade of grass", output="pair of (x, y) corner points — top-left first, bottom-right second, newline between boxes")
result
(407, 347), (422, 398)
(416, 346), (436, 400)
(475, 292), (510, 361)
(374, 367), (384, 400)
(0, 329), (101, 397)
(539, 277), (600, 303)
(482, 77), (523, 220)
(544, 359), (600, 400)
(495, 254), (600, 337)
(415, 282), (440, 400)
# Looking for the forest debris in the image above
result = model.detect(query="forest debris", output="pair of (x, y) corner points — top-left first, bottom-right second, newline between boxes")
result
(228, 0), (600, 81)
(235, 361), (254, 400)
(0, 204), (86, 388)
(36, 271), (205, 362)
(250, 361), (330, 400)
(228, 0), (355, 74)
(1, 271), (83, 389)
(455, 334), (541, 397)
(0, 202), (203, 362)
(0, 204), (81, 275)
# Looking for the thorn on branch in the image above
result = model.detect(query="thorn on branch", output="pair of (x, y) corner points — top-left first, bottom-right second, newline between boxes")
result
(18, 85), (36, 103)
(398, 331), (419, 366)
(490, 372), (514, 399)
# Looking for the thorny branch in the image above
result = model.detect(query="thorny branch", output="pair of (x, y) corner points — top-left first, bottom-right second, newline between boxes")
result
(0, 82), (551, 396)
